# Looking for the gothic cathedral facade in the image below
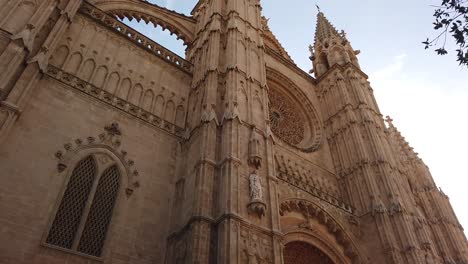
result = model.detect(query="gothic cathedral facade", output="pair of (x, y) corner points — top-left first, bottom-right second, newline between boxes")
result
(0, 0), (466, 263)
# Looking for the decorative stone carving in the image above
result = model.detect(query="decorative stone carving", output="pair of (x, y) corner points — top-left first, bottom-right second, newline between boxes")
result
(80, 3), (193, 73)
(45, 65), (185, 138)
(104, 122), (122, 136)
(389, 197), (405, 216)
(248, 171), (266, 217)
(274, 153), (354, 213)
(53, 122), (140, 197)
(280, 199), (362, 263)
(201, 104), (218, 124)
(249, 172), (263, 201)
(269, 87), (305, 146)
(222, 102), (239, 122)
(267, 68), (323, 152)
(248, 127), (262, 169)
(371, 197), (387, 216)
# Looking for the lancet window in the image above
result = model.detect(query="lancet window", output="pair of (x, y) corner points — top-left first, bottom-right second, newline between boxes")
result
(46, 155), (121, 258)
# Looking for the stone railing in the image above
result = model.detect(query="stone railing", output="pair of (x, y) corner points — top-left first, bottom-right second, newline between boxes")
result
(46, 65), (185, 138)
(80, 2), (193, 73)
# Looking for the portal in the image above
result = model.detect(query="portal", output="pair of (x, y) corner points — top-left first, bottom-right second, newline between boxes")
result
(283, 241), (335, 264)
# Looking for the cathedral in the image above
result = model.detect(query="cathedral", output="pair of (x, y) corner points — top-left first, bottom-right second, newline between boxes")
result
(0, 0), (467, 263)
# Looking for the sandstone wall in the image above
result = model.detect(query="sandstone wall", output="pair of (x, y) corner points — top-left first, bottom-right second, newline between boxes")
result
(0, 11), (191, 264)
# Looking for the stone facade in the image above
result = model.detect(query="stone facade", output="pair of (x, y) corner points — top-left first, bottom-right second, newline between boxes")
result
(0, 0), (466, 263)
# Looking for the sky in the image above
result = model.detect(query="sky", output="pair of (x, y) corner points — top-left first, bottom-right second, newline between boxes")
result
(125, 0), (468, 233)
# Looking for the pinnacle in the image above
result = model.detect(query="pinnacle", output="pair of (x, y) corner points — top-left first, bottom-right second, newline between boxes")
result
(314, 11), (344, 44)
(385, 116), (420, 160)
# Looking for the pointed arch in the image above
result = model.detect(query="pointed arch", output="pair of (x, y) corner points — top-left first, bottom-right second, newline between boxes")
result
(46, 156), (97, 250)
(164, 100), (175, 123)
(279, 199), (362, 264)
(129, 84), (143, 105)
(78, 165), (121, 257)
(79, 59), (96, 82)
(3, 0), (37, 33)
(50, 45), (69, 68)
(105, 72), (120, 94)
(46, 124), (141, 258)
(175, 105), (185, 127)
(117, 78), (131, 99)
(141, 89), (154, 111)
(154, 95), (165, 116)
(65, 52), (83, 75)
(238, 84), (248, 122)
(93, 66), (108, 88)
(284, 241), (335, 264)
(252, 92), (264, 129)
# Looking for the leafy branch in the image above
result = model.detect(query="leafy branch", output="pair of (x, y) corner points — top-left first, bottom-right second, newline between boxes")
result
(424, 0), (468, 67)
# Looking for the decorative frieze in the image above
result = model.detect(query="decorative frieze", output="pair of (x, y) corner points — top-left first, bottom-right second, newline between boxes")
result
(46, 65), (185, 138)
(275, 153), (354, 214)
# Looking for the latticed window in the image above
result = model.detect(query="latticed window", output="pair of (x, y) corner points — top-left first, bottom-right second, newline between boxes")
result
(46, 155), (121, 258)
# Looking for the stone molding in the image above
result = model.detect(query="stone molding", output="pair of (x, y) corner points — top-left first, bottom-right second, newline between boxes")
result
(275, 153), (354, 214)
(45, 65), (185, 139)
(267, 67), (323, 152)
(280, 199), (362, 263)
(54, 122), (140, 197)
(94, 0), (196, 45)
(80, 2), (193, 73)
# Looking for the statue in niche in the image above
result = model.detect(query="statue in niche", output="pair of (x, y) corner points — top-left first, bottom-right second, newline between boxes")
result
(249, 171), (263, 201)
(247, 170), (266, 217)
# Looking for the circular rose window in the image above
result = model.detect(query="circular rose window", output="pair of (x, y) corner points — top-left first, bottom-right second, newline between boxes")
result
(269, 90), (305, 145)
(267, 77), (322, 152)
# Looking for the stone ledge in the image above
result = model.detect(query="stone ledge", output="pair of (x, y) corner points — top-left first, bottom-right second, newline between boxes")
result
(45, 65), (185, 139)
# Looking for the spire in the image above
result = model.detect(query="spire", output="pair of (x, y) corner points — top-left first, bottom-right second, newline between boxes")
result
(314, 11), (345, 44)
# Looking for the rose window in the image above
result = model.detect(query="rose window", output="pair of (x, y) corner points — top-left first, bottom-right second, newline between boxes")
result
(269, 90), (305, 145)
(266, 76), (322, 153)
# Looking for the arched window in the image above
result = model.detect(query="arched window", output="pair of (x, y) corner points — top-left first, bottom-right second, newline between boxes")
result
(46, 155), (122, 258)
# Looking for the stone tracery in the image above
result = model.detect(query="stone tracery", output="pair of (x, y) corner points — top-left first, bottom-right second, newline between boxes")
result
(267, 68), (323, 152)
(269, 88), (305, 146)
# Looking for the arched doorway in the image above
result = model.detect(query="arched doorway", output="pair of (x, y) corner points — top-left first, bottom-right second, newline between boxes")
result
(284, 241), (335, 264)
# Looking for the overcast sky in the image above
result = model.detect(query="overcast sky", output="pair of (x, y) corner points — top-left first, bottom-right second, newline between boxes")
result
(126, 0), (468, 233)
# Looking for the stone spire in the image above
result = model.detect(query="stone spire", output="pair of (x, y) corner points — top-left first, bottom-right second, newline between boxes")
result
(310, 11), (359, 77)
(314, 11), (345, 44)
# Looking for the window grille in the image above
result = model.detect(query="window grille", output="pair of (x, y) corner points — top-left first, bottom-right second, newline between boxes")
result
(46, 156), (122, 258)
(78, 165), (121, 257)
(46, 156), (97, 249)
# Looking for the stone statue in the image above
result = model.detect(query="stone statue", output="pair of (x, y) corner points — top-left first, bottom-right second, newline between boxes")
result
(249, 172), (263, 201)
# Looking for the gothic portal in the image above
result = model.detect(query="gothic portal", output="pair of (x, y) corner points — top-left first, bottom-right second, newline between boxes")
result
(0, 0), (466, 263)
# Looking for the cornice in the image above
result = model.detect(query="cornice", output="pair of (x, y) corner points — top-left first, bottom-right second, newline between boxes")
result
(45, 65), (186, 140)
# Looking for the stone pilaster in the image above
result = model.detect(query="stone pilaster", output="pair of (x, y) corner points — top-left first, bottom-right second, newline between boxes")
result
(0, 0), (83, 144)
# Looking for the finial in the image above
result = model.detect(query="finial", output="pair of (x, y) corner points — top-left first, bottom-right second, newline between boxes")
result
(385, 116), (394, 128)
(316, 4), (321, 13)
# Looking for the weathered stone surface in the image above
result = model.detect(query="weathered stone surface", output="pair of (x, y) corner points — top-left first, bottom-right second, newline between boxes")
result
(0, 1), (466, 264)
